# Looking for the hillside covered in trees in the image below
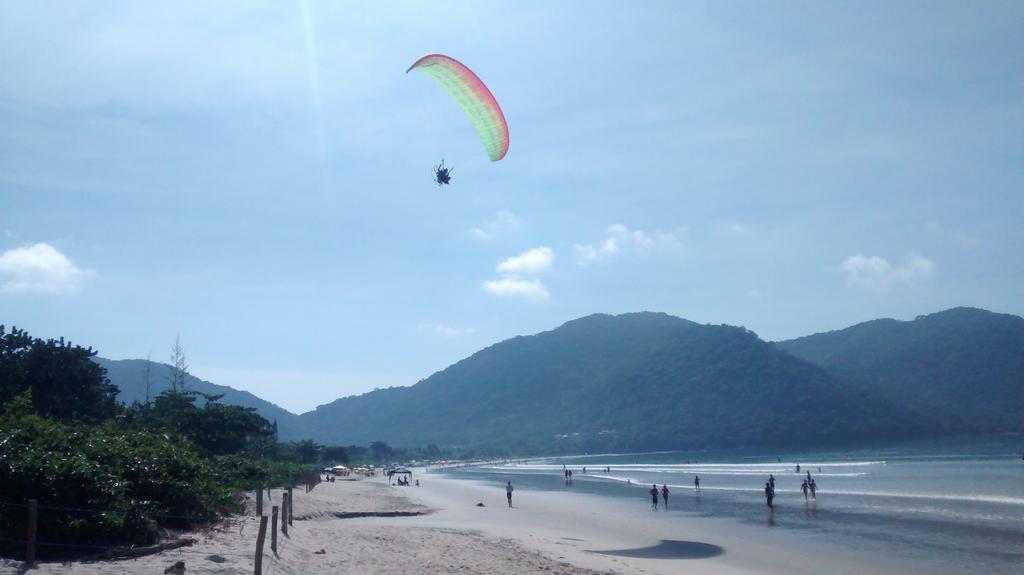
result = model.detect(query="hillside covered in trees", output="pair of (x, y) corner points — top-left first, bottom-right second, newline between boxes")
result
(776, 307), (1024, 433)
(95, 308), (1023, 454)
(297, 312), (928, 452)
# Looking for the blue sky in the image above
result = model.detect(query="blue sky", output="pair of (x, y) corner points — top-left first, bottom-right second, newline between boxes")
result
(2, 1), (1021, 413)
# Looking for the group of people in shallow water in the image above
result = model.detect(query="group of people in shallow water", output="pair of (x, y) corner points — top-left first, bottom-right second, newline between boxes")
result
(765, 470), (819, 509)
(552, 462), (819, 512)
(562, 464), (612, 485)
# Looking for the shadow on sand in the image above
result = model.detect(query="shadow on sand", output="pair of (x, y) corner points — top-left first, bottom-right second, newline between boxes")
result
(589, 539), (724, 559)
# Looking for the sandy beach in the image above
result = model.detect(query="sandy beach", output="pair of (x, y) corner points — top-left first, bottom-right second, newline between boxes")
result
(0, 477), (609, 575)
(0, 471), (953, 575)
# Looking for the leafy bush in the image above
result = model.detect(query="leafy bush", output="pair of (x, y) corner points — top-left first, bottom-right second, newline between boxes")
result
(213, 454), (318, 491)
(0, 391), (235, 558)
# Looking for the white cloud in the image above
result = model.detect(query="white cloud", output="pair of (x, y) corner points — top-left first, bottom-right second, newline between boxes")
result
(574, 224), (684, 266)
(420, 323), (475, 337)
(0, 243), (91, 294)
(470, 211), (522, 240)
(839, 253), (935, 293)
(496, 246), (554, 275)
(483, 246), (554, 302)
(481, 277), (550, 302)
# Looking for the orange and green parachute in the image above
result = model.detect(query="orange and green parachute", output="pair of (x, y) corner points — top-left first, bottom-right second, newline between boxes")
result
(407, 54), (509, 162)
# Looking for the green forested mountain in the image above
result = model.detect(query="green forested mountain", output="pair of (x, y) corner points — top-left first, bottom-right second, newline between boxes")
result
(95, 308), (1022, 453)
(776, 307), (1024, 433)
(296, 312), (925, 451)
(95, 358), (303, 438)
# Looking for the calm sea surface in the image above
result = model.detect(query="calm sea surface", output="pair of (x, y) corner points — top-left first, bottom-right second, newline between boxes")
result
(439, 434), (1024, 574)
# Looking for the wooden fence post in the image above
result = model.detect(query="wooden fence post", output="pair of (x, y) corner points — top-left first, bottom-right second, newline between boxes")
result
(254, 516), (268, 575)
(287, 488), (293, 526)
(281, 493), (288, 536)
(271, 506), (278, 554)
(26, 499), (37, 565)
(255, 487), (263, 516)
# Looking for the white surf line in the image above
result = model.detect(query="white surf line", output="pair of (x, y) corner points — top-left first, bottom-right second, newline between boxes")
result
(584, 475), (1024, 506)
(488, 460), (886, 470)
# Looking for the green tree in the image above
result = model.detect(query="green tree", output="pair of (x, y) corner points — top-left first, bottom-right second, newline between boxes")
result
(168, 336), (188, 393)
(369, 440), (393, 462)
(142, 352), (154, 406)
(294, 439), (322, 464)
(0, 325), (118, 422)
(146, 390), (274, 456)
(346, 444), (368, 462)
(321, 445), (349, 464)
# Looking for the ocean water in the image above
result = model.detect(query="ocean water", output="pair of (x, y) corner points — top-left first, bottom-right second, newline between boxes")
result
(440, 434), (1024, 574)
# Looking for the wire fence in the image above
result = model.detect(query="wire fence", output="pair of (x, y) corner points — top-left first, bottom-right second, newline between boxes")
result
(0, 499), (220, 523)
(0, 485), (306, 574)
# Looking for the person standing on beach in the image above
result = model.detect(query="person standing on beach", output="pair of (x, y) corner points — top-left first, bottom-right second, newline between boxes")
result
(694, 475), (701, 491)
(809, 478), (817, 499)
(506, 481), (514, 507)
(765, 481), (775, 508)
(769, 474), (776, 491)
(801, 480), (809, 500)
(650, 485), (659, 509)
(661, 484), (669, 509)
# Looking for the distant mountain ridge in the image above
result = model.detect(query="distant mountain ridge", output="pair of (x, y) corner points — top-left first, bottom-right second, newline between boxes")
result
(96, 307), (1023, 453)
(776, 307), (1024, 433)
(292, 312), (925, 451)
(94, 358), (303, 438)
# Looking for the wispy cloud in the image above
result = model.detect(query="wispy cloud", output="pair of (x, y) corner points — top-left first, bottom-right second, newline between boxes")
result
(420, 323), (475, 337)
(839, 252), (935, 293)
(573, 237), (620, 265)
(573, 224), (685, 266)
(927, 220), (979, 247)
(470, 211), (522, 240)
(0, 243), (92, 294)
(481, 277), (550, 302)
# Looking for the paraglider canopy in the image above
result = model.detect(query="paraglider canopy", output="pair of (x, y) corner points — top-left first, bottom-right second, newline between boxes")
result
(407, 54), (509, 162)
